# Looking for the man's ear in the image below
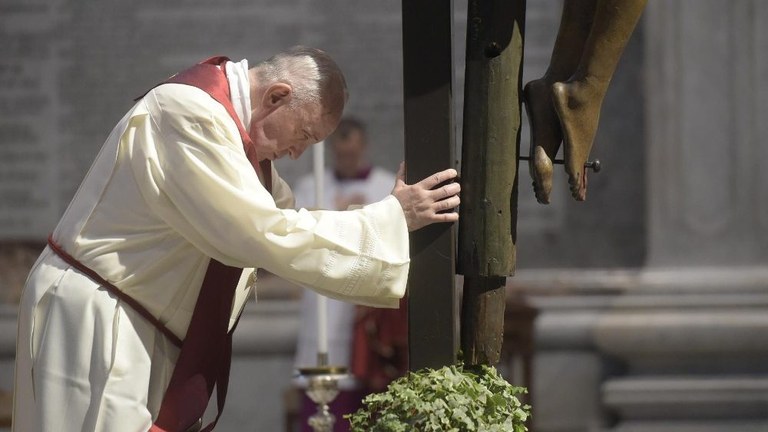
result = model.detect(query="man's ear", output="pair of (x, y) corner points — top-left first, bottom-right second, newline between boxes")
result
(263, 83), (292, 110)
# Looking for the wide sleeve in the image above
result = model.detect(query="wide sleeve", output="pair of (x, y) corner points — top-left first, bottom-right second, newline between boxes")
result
(135, 85), (409, 307)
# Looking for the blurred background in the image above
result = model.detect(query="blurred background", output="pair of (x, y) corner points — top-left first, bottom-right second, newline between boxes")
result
(1, 0), (767, 430)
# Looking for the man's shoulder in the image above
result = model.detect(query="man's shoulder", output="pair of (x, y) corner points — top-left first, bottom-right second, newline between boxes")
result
(151, 82), (212, 101)
(144, 83), (237, 139)
(148, 84), (227, 119)
(139, 83), (246, 153)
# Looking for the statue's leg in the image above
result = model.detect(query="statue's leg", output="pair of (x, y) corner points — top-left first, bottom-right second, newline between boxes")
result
(552, 0), (647, 201)
(524, 0), (595, 204)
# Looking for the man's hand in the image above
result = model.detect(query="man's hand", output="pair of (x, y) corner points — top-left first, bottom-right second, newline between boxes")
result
(391, 162), (461, 232)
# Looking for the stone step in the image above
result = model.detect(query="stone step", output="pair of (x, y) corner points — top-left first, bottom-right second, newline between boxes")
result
(594, 310), (768, 360)
(603, 376), (768, 421)
(605, 420), (768, 432)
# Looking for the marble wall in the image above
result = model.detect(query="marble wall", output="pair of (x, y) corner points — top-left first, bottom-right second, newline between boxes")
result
(0, 0), (407, 241)
(0, 0), (646, 266)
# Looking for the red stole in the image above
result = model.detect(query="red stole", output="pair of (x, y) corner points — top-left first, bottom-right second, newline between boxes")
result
(48, 57), (268, 432)
(145, 57), (270, 432)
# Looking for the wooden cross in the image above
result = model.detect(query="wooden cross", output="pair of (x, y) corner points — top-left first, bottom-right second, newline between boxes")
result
(402, 0), (526, 369)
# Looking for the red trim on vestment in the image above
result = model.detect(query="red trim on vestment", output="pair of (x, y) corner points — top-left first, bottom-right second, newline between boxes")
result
(149, 56), (272, 432)
(50, 56), (273, 432)
(46, 235), (183, 348)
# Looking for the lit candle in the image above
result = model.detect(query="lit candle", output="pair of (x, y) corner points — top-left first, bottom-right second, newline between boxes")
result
(313, 142), (328, 364)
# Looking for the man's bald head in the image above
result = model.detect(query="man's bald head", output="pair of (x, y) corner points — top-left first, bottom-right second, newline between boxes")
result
(253, 46), (347, 117)
(247, 47), (348, 161)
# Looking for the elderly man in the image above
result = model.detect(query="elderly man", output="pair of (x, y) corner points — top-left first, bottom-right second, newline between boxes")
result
(13, 46), (460, 432)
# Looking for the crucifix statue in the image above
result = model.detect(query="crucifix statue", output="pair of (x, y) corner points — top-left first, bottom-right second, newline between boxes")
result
(525, 0), (648, 203)
(403, 0), (646, 371)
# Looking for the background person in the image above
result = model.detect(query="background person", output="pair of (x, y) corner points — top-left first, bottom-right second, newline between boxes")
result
(293, 118), (406, 432)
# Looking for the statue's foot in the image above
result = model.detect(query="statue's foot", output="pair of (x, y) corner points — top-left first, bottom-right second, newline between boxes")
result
(551, 78), (605, 201)
(523, 79), (563, 204)
(530, 146), (553, 204)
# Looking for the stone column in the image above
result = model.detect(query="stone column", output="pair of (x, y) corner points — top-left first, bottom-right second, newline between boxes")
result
(645, 0), (768, 267)
(591, 2), (768, 431)
(511, 2), (768, 432)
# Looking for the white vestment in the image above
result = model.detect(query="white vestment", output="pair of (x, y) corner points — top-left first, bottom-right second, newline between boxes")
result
(13, 79), (409, 431)
(292, 167), (396, 371)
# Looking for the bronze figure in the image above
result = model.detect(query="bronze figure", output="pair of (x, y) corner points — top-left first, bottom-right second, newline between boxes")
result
(525, 0), (647, 202)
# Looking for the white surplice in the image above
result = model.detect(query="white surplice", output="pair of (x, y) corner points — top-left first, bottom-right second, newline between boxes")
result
(292, 167), (397, 371)
(13, 78), (409, 431)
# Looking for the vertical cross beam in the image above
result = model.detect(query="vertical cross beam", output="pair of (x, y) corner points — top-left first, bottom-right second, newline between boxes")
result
(402, 0), (458, 370)
(458, 0), (526, 365)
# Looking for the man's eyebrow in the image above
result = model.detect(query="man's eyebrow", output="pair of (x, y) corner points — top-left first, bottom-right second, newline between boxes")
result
(303, 128), (318, 141)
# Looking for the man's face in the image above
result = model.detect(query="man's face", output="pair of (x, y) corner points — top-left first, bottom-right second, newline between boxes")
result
(249, 103), (337, 161)
(332, 129), (367, 177)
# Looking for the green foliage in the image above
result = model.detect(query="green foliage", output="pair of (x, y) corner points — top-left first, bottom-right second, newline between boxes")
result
(346, 364), (530, 432)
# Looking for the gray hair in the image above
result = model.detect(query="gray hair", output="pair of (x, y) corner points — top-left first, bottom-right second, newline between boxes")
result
(255, 46), (347, 113)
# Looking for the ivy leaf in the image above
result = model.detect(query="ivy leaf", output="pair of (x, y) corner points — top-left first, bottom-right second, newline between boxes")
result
(346, 364), (530, 431)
